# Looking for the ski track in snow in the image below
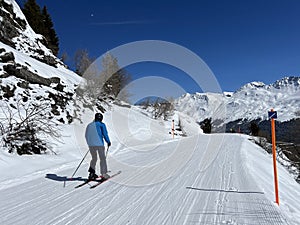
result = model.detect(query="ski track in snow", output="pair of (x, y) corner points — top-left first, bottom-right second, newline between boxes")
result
(0, 135), (290, 225)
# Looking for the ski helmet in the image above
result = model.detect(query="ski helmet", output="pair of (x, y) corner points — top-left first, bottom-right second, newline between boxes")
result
(95, 113), (103, 122)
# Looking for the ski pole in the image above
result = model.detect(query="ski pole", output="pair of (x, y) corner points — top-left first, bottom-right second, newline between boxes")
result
(105, 146), (110, 158)
(71, 149), (89, 179)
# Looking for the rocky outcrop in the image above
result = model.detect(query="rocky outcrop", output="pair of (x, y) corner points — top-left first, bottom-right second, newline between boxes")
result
(0, 51), (15, 63)
(2, 63), (61, 87)
(0, 49), (76, 124)
(0, 0), (26, 48)
(0, 1), (85, 155)
(0, 0), (62, 68)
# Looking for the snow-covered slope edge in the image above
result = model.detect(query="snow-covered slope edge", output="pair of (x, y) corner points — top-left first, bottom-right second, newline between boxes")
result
(242, 137), (300, 224)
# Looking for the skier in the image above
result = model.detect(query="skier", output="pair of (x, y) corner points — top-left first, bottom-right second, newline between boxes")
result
(85, 112), (111, 180)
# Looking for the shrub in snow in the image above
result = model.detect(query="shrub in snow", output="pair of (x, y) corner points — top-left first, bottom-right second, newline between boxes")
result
(0, 97), (60, 155)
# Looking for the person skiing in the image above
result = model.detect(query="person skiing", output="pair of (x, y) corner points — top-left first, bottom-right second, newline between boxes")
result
(85, 112), (111, 180)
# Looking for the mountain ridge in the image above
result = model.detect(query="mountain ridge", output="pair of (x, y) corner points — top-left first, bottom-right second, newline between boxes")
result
(175, 76), (300, 125)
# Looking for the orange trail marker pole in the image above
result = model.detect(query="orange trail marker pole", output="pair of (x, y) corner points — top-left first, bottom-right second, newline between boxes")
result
(270, 109), (279, 205)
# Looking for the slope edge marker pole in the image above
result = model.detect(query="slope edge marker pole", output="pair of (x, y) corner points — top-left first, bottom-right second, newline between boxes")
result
(269, 108), (279, 205)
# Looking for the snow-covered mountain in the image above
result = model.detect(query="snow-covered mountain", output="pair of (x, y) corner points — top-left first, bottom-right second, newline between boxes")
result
(175, 76), (300, 124)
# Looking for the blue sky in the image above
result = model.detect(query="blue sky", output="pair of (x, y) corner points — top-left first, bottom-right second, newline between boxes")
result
(17, 0), (300, 95)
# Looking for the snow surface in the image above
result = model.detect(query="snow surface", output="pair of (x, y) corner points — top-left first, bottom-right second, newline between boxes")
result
(0, 105), (299, 225)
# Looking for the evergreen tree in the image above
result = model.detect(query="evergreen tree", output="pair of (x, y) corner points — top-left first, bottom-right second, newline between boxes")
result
(22, 0), (44, 34)
(41, 6), (59, 56)
(250, 122), (260, 136)
(22, 1), (59, 56)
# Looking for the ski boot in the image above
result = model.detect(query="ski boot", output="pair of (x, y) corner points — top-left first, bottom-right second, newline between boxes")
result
(88, 167), (98, 180)
(101, 173), (110, 180)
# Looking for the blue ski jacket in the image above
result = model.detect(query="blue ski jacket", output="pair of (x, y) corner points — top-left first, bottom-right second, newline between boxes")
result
(85, 121), (110, 147)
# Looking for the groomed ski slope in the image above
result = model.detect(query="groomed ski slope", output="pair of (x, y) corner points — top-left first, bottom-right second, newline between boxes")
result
(0, 106), (299, 225)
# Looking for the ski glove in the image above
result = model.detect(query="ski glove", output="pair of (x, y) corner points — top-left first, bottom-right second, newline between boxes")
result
(108, 142), (111, 147)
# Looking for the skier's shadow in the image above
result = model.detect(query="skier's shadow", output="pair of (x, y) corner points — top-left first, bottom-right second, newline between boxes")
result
(45, 174), (87, 182)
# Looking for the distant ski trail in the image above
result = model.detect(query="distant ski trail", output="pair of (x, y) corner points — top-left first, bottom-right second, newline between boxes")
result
(0, 135), (290, 225)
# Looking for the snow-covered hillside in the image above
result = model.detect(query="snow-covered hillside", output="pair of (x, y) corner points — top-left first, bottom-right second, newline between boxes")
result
(0, 105), (299, 225)
(0, 0), (62, 66)
(0, 0), (83, 122)
(0, 0), (82, 90)
(0, 0), (90, 156)
(175, 76), (300, 124)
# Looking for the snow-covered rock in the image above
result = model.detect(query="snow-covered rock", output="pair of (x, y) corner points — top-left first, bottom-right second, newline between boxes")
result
(0, 0), (84, 123)
(0, 0), (61, 67)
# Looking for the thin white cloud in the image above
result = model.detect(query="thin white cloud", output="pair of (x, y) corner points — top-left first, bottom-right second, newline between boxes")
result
(91, 20), (154, 26)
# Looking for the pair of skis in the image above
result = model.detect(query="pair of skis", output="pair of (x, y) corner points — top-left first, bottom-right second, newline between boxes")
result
(75, 171), (121, 189)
